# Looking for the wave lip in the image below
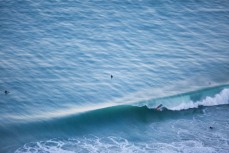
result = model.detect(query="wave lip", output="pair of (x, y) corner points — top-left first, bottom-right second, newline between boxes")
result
(169, 88), (229, 111)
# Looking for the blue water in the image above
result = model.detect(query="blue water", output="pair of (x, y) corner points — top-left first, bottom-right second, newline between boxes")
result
(0, 0), (229, 152)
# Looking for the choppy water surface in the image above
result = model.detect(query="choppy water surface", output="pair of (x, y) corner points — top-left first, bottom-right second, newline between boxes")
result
(0, 0), (229, 152)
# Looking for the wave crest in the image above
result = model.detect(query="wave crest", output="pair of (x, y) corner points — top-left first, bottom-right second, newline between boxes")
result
(169, 88), (229, 110)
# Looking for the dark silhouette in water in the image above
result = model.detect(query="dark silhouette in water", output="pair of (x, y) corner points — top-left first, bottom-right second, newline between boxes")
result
(111, 75), (113, 79)
(209, 126), (213, 129)
(156, 104), (163, 111)
(155, 104), (167, 111)
(4, 90), (9, 95)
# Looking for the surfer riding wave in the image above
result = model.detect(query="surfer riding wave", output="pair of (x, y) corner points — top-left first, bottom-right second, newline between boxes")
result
(155, 104), (167, 111)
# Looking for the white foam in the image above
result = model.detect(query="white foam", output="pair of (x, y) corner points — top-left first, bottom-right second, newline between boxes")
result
(144, 140), (216, 153)
(170, 88), (229, 111)
(15, 139), (74, 153)
(15, 136), (218, 153)
(15, 136), (143, 153)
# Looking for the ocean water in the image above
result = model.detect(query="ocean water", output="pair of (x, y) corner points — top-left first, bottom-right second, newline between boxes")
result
(0, 0), (229, 152)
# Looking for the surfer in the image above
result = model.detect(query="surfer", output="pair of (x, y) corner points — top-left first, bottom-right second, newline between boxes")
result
(155, 104), (167, 111)
(4, 90), (9, 95)
(156, 104), (163, 111)
(111, 75), (113, 79)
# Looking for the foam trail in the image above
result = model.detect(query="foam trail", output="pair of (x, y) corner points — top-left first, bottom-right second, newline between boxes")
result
(170, 88), (229, 110)
(15, 137), (216, 153)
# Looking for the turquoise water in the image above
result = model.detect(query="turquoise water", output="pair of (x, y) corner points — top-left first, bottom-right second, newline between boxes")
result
(0, 0), (229, 152)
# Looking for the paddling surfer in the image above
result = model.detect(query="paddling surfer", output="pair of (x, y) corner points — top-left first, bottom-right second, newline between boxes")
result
(4, 90), (10, 95)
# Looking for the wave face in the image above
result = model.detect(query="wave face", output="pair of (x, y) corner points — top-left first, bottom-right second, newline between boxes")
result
(13, 105), (229, 153)
(1, 86), (229, 153)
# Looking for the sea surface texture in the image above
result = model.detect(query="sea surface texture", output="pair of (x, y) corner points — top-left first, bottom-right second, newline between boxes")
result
(0, 0), (229, 152)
